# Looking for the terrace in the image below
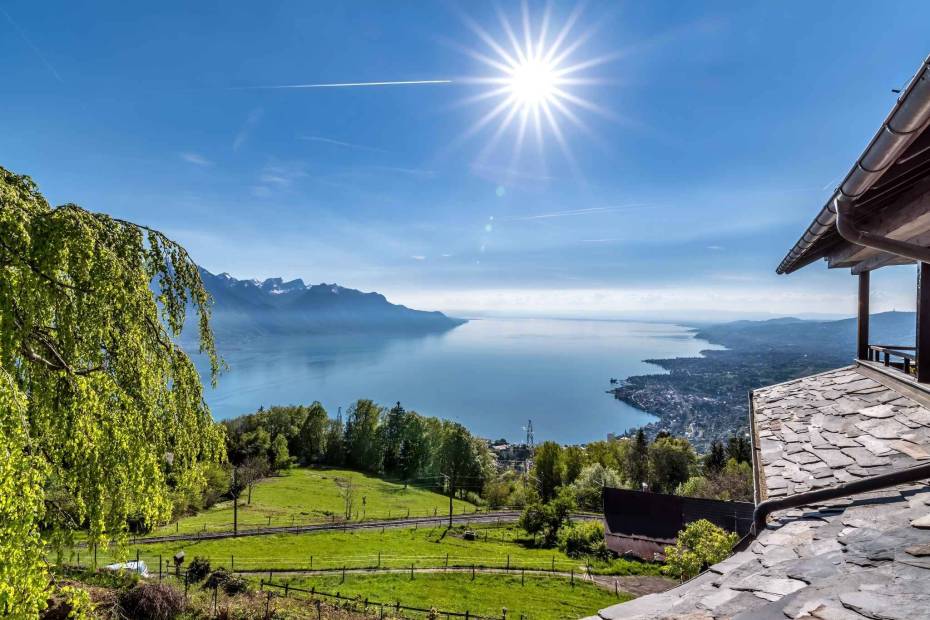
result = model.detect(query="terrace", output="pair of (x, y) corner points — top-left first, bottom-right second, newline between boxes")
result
(590, 54), (930, 619)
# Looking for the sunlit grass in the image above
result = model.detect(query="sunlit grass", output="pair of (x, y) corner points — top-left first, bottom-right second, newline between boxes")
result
(73, 522), (661, 578)
(150, 468), (476, 537)
(264, 572), (630, 620)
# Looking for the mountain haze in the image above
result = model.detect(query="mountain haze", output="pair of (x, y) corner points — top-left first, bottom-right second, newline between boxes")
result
(196, 268), (466, 343)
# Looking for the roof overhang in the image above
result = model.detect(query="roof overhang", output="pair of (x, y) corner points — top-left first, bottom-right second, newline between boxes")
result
(778, 55), (930, 275)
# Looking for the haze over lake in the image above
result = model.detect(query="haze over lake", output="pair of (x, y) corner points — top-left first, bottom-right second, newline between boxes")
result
(200, 318), (720, 445)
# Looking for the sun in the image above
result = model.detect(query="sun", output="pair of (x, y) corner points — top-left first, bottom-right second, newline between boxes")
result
(509, 59), (559, 109)
(455, 3), (613, 171)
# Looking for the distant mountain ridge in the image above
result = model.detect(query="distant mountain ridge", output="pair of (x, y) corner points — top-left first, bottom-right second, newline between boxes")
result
(693, 310), (916, 354)
(195, 268), (465, 343)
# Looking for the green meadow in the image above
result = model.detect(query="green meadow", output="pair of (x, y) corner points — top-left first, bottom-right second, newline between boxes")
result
(151, 467), (476, 536)
(262, 573), (629, 620)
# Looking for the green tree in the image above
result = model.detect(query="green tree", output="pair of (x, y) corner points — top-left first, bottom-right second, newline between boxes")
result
(271, 434), (292, 471)
(0, 167), (224, 616)
(677, 459), (753, 502)
(397, 412), (430, 486)
(532, 441), (563, 502)
(703, 439), (726, 475)
(663, 519), (738, 581)
(560, 445), (585, 485)
(297, 401), (328, 464)
(626, 430), (650, 489)
(648, 436), (697, 494)
(437, 422), (476, 524)
(323, 412), (345, 466)
(584, 440), (623, 471)
(344, 399), (382, 471)
(379, 401), (406, 475)
(570, 463), (622, 510)
(726, 435), (752, 464)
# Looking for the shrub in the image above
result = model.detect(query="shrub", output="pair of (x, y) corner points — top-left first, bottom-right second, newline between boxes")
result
(557, 520), (610, 559)
(41, 586), (94, 620)
(222, 575), (249, 596)
(118, 583), (185, 620)
(663, 519), (739, 581)
(204, 568), (231, 590)
(186, 556), (211, 583)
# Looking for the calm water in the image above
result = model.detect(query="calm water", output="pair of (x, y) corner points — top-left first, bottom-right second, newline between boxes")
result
(199, 318), (720, 445)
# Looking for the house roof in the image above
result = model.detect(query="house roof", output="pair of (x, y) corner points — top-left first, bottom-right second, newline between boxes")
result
(589, 364), (930, 620)
(778, 55), (930, 275)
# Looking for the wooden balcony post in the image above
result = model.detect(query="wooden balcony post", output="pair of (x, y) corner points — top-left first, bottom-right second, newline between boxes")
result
(858, 271), (870, 361)
(918, 263), (930, 383)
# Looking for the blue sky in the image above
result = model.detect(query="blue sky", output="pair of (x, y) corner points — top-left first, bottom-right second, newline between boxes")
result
(3, 1), (930, 320)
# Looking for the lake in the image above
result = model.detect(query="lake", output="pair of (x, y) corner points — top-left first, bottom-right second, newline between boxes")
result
(200, 318), (720, 445)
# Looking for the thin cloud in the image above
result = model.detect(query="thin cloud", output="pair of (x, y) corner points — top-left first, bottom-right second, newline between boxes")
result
(180, 152), (212, 166)
(410, 255), (427, 261)
(0, 6), (63, 83)
(707, 245), (724, 251)
(233, 108), (264, 152)
(233, 79), (452, 90)
(368, 165), (435, 177)
(300, 136), (389, 154)
(581, 238), (623, 243)
(500, 204), (648, 222)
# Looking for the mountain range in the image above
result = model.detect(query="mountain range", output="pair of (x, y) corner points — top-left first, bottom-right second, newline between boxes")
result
(194, 268), (465, 343)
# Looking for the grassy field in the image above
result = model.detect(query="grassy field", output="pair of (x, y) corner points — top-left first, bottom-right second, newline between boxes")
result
(78, 522), (660, 577)
(264, 573), (630, 620)
(151, 468), (476, 536)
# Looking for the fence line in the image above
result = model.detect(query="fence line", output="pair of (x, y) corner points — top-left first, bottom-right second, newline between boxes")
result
(260, 578), (504, 620)
(58, 552), (592, 577)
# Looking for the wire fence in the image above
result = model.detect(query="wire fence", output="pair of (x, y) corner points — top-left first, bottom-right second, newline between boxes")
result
(135, 508), (601, 542)
(61, 548), (595, 576)
(260, 578), (506, 620)
(140, 505), (523, 540)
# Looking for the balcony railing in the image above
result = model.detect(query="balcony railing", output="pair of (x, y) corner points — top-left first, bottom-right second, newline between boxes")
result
(866, 344), (917, 375)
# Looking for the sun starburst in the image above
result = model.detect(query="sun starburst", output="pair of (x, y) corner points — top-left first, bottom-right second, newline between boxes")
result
(455, 2), (613, 174)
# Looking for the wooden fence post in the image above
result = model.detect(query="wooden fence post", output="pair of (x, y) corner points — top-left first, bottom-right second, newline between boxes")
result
(521, 568), (524, 586)
(410, 562), (414, 580)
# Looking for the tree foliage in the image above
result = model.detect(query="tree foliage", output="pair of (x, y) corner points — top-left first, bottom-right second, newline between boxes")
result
(0, 167), (225, 616)
(532, 441), (563, 502)
(647, 436), (696, 493)
(663, 519), (738, 581)
(570, 463), (622, 511)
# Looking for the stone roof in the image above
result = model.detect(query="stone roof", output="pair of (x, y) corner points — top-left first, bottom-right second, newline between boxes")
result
(589, 365), (930, 620)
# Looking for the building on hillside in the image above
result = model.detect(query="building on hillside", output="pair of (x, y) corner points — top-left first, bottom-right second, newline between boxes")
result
(591, 54), (930, 620)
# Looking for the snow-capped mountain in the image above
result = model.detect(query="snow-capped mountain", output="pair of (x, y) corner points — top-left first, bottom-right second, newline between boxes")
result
(195, 268), (465, 343)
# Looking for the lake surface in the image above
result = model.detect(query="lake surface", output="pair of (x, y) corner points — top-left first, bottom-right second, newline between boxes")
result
(200, 318), (720, 445)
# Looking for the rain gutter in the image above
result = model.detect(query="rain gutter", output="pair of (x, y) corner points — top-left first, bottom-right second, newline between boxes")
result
(777, 54), (930, 274)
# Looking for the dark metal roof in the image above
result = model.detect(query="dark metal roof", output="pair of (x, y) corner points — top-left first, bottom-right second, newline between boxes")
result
(778, 55), (930, 275)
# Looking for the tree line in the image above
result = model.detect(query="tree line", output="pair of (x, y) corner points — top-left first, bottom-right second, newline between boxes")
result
(222, 400), (494, 502)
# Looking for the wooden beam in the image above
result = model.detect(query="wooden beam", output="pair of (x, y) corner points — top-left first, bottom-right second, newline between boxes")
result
(918, 262), (930, 383)
(851, 253), (915, 275)
(858, 271), (870, 360)
(826, 185), (930, 269)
